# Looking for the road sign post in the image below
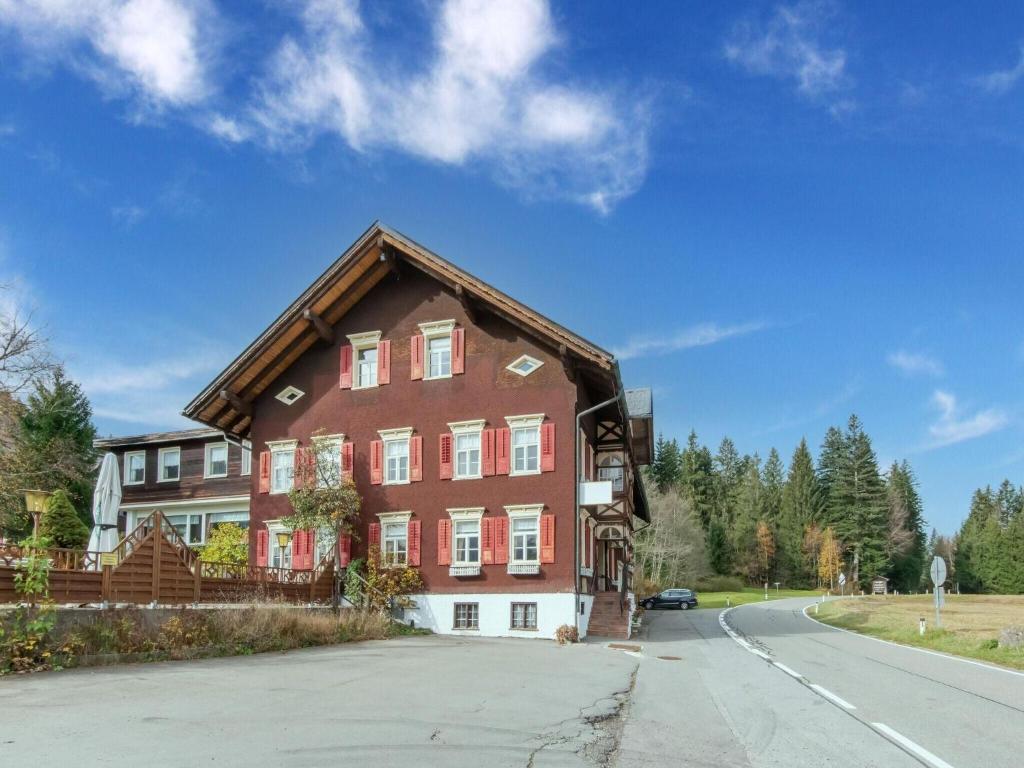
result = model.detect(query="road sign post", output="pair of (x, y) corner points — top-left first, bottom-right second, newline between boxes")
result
(929, 556), (947, 630)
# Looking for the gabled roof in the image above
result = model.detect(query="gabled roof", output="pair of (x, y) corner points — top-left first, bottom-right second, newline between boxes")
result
(94, 427), (222, 449)
(183, 222), (617, 436)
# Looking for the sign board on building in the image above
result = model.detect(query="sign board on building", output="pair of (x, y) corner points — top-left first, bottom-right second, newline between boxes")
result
(579, 480), (613, 506)
(100, 552), (118, 567)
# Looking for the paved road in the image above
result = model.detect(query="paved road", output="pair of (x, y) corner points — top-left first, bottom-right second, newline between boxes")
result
(723, 597), (1024, 768)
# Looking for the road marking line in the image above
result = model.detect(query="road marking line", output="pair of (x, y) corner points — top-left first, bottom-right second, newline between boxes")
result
(751, 649), (771, 660)
(871, 723), (955, 768)
(802, 604), (1024, 679)
(809, 683), (856, 710)
(623, 651), (644, 659)
(772, 662), (803, 679)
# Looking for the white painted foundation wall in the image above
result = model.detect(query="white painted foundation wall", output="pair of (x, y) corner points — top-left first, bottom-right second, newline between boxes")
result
(403, 592), (582, 640)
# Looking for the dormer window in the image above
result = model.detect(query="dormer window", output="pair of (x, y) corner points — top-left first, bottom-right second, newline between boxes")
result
(124, 451), (146, 485)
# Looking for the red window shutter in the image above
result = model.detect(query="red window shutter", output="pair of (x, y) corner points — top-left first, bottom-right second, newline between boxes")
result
(256, 529), (269, 567)
(293, 529), (306, 570)
(305, 530), (317, 569)
(451, 327), (465, 374)
(368, 522), (381, 548)
(410, 334), (424, 380)
(439, 433), (453, 480)
(410, 435), (423, 482)
(341, 442), (354, 481)
(494, 517), (509, 565)
(541, 422), (556, 472)
(258, 451), (271, 494)
(540, 514), (556, 564)
(496, 428), (511, 475)
(437, 519), (451, 566)
(481, 428), (495, 476)
(338, 534), (352, 567)
(408, 520), (421, 566)
(339, 345), (353, 389)
(481, 517), (495, 565)
(377, 340), (391, 385)
(370, 440), (383, 485)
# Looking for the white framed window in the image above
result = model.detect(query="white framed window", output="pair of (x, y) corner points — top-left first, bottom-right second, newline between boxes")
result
(598, 461), (625, 492)
(157, 447), (180, 482)
(505, 504), (542, 565)
(204, 442), (229, 479)
(267, 439), (297, 494)
(275, 385), (305, 405)
(453, 602), (479, 630)
(448, 508), (484, 576)
(379, 427), (412, 485)
(124, 451), (146, 485)
(241, 440), (252, 476)
(266, 519), (293, 569)
(507, 414), (543, 476)
(506, 354), (543, 377)
(311, 434), (344, 488)
(348, 331), (381, 389)
(419, 320), (455, 380)
(379, 512), (411, 566)
(449, 419), (484, 480)
(167, 513), (203, 545)
(511, 602), (538, 630)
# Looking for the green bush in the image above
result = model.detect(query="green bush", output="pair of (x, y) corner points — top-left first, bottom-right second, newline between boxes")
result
(198, 522), (248, 565)
(694, 575), (746, 592)
(40, 490), (90, 549)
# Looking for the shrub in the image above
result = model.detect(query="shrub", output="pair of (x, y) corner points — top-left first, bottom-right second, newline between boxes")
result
(40, 490), (90, 549)
(555, 624), (579, 645)
(694, 575), (746, 592)
(198, 523), (248, 565)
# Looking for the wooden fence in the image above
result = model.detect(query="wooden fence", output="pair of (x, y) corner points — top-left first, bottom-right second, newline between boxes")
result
(0, 512), (334, 606)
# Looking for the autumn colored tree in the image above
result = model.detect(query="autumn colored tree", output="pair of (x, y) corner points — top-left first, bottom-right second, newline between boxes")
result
(818, 527), (843, 590)
(755, 520), (775, 583)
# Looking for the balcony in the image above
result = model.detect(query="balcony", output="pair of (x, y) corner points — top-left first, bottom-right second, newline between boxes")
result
(449, 565), (480, 577)
(507, 562), (540, 575)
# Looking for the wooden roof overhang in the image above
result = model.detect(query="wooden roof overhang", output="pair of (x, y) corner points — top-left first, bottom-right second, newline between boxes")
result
(183, 222), (619, 437)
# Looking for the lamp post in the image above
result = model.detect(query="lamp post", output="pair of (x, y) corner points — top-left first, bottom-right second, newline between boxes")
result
(21, 489), (51, 539)
(275, 531), (292, 568)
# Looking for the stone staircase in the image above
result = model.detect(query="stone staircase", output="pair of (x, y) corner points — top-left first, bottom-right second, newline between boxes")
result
(587, 592), (631, 639)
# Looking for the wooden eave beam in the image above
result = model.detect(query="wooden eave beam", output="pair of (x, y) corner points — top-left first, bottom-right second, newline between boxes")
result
(455, 284), (479, 325)
(302, 308), (335, 344)
(219, 390), (252, 417)
(559, 344), (576, 384)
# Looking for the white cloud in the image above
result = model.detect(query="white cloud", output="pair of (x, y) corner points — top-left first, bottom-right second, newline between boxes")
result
(974, 45), (1024, 95)
(111, 203), (145, 227)
(612, 321), (766, 361)
(242, 0), (649, 212)
(887, 350), (944, 378)
(0, 0), (219, 109)
(927, 389), (1008, 448)
(724, 1), (850, 105)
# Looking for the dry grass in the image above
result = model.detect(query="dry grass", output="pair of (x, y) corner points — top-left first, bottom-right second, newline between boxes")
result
(207, 606), (394, 651)
(817, 594), (1024, 670)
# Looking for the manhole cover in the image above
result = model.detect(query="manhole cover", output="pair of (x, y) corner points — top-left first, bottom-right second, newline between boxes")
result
(657, 656), (682, 661)
(608, 643), (642, 652)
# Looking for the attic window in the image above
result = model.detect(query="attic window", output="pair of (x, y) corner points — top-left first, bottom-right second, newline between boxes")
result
(507, 355), (543, 377)
(275, 386), (305, 405)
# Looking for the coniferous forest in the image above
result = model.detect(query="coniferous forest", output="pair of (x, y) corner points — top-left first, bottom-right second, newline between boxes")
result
(638, 414), (1024, 594)
(639, 415), (931, 593)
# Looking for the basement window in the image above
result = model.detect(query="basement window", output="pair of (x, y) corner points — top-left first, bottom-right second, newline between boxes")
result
(275, 386), (305, 405)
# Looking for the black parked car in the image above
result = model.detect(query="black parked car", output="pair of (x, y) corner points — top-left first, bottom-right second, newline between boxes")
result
(641, 589), (699, 610)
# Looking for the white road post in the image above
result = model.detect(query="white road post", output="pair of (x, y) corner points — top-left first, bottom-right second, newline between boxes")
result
(919, 617), (926, 636)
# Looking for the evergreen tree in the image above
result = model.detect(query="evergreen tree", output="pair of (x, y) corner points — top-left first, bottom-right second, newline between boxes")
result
(649, 433), (683, 493)
(714, 437), (742, 525)
(731, 454), (763, 581)
(955, 488), (998, 592)
(761, 448), (784, 524)
(817, 425), (847, 518)
(778, 439), (822, 586)
(884, 461), (927, 593)
(706, 513), (731, 575)
(0, 368), (98, 535)
(995, 480), (1023, 529)
(39, 488), (90, 549)
(680, 431), (715, 530)
(829, 415), (888, 587)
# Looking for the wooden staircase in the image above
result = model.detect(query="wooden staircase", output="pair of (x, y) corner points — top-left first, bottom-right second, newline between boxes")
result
(587, 592), (631, 639)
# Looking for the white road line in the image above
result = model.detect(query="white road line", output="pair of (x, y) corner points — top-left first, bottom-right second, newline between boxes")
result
(802, 604), (1024, 679)
(623, 651), (644, 659)
(772, 662), (803, 679)
(872, 723), (956, 768)
(809, 683), (856, 710)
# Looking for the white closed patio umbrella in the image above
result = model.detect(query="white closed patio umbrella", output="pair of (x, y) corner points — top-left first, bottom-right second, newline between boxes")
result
(87, 452), (122, 569)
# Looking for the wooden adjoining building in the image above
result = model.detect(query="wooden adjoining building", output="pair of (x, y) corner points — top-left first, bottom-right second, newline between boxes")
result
(104, 223), (653, 639)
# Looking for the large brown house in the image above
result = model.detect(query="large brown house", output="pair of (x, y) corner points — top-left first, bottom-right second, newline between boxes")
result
(105, 223), (652, 638)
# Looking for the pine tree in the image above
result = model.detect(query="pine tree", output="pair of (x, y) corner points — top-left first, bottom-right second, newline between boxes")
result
(680, 431), (715, 530)
(714, 437), (742, 525)
(731, 454), (763, 581)
(885, 461), (927, 593)
(817, 425), (847, 519)
(0, 368), (98, 536)
(762, 448), (784, 524)
(778, 439), (822, 586)
(39, 488), (90, 549)
(706, 513), (731, 575)
(649, 433), (683, 493)
(955, 488), (998, 592)
(995, 480), (1023, 529)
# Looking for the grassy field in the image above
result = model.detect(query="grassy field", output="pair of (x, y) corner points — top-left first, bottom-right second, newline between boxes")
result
(815, 594), (1024, 671)
(695, 587), (822, 610)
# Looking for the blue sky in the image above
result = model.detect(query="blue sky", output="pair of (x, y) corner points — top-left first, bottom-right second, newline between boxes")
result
(1, 0), (1022, 534)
